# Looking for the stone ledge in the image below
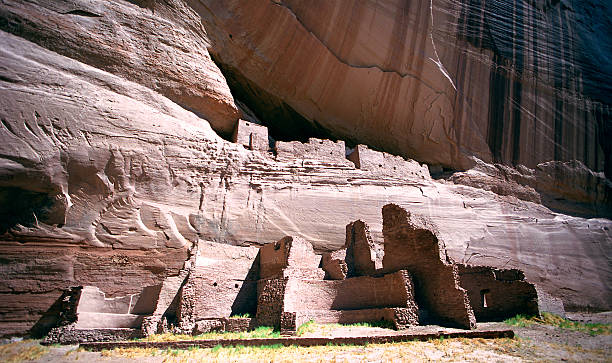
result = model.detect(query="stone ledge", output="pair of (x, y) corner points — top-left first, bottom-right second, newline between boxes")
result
(79, 329), (514, 350)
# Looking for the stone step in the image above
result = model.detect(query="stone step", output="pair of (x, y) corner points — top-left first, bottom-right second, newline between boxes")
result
(75, 312), (144, 329)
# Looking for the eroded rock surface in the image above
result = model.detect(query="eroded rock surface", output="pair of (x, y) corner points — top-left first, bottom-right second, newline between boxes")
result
(195, 0), (612, 176)
(0, 0), (610, 338)
(382, 204), (476, 329)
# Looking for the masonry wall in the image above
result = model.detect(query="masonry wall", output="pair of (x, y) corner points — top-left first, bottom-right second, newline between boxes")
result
(348, 144), (430, 179)
(382, 204), (476, 329)
(275, 138), (353, 167)
(458, 265), (539, 321)
(255, 278), (288, 328)
(232, 119), (269, 151)
(177, 242), (260, 330)
(283, 271), (415, 312)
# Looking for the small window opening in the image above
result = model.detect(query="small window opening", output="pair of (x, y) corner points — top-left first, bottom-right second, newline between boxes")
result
(213, 282), (218, 287)
(234, 283), (239, 288)
(480, 289), (490, 308)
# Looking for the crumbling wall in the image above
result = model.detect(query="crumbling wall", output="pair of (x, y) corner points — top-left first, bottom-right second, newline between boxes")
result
(177, 242), (260, 332)
(321, 220), (383, 279)
(458, 265), (539, 321)
(275, 138), (353, 167)
(259, 236), (324, 280)
(284, 270), (416, 312)
(232, 119), (269, 151)
(256, 235), (418, 332)
(382, 204), (476, 329)
(255, 277), (288, 328)
(348, 145), (430, 179)
(344, 220), (383, 277)
(40, 285), (156, 344)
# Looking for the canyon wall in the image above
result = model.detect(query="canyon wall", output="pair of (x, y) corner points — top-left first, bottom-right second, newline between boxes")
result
(195, 0), (611, 176)
(0, 0), (610, 336)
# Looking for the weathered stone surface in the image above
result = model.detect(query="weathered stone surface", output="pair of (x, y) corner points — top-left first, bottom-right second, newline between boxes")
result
(176, 242), (259, 332)
(0, 243), (186, 337)
(458, 265), (539, 322)
(195, 0), (612, 176)
(344, 220), (383, 277)
(0, 0), (240, 133)
(450, 158), (612, 217)
(232, 119), (269, 151)
(382, 204), (476, 329)
(259, 236), (324, 280)
(0, 0), (611, 338)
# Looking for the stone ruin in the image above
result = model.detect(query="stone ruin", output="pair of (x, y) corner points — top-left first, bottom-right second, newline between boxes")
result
(39, 204), (548, 344)
(232, 121), (431, 179)
(232, 119), (269, 151)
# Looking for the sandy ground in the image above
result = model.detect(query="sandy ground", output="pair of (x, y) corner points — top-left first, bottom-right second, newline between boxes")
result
(1, 313), (610, 362)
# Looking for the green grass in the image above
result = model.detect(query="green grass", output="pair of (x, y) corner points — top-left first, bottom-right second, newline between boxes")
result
(504, 313), (611, 336)
(296, 319), (395, 336)
(229, 313), (251, 318)
(296, 320), (316, 336)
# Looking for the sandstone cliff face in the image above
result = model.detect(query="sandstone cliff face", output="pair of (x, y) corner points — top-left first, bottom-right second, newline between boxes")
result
(195, 0), (611, 176)
(0, 0), (240, 133)
(0, 0), (610, 337)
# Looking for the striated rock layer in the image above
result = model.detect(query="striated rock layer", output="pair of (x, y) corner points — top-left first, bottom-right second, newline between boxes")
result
(0, 0), (610, 337)
(195, 0), (611, 177)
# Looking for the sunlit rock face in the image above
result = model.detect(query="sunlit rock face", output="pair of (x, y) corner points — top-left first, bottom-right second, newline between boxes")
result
(194, 0), (611, 175)
(0, 0), (610, 337)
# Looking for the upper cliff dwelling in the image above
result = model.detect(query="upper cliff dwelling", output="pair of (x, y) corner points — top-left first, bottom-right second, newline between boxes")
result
(0, 0), (610, 358)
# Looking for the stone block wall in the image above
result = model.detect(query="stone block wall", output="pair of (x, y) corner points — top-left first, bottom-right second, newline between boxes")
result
(283, 271), (416, 312)
(177, 270), (258, 326)
(344, 220), (383, 276)
(275, 138), (353, 167)
(382, 204), (476, 329)
(458, 265), (539, 321)
(259, 236), (324, 280)
(348, 145), (430, 179)
(192, 317), (252, 334)
(176, 241), (260, 333)
(255, 277), (288, 328)
(232, 119), (269, 151)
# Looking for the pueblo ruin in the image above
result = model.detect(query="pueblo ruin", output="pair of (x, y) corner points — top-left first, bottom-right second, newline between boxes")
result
(38, 198), (547, 343)
(0, 0), (610, 348)
(11, 121), (577, 344)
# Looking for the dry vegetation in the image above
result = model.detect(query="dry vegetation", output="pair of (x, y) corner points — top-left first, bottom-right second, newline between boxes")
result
(139, 326), (281, 342)
(505, 312), (611, 336)
(1, 313), (610, 362)
(91, 336), (607, 362)
(0, 340), (49, 363)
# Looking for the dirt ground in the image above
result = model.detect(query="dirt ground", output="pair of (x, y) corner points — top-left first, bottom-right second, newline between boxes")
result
(1, 312), (610, 362)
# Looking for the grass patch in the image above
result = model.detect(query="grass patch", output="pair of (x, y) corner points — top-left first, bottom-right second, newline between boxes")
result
(296, 320), (395, 336)
(0, 340), (49, 363)
(504, 313), (611, 336)
(138, 326), (280, 342)
(94, 338), (530, 362)
(296, 320), (316, 336)
(229, 313), (251, 318)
